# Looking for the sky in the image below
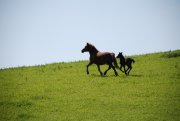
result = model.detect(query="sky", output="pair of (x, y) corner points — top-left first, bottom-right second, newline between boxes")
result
(0, 0), (180, 68)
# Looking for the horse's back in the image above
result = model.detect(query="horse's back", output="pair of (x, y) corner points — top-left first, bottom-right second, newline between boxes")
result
(97, 52), (113, 56)
(94, 52), (115, 65)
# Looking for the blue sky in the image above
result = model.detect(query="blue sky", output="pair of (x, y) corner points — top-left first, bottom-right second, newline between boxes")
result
(0, 0), (180, 68)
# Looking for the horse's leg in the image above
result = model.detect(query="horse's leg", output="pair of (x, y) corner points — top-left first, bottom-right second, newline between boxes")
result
(97, 65), (103, 76)
(104, 65), (111, 75)
(111, 64), (118, 76)
(87, 61), (93, 74)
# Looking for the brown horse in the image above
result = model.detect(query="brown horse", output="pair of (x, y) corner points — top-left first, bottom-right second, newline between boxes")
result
(81, 43), (119, 76)
(116, 52), (135, 75)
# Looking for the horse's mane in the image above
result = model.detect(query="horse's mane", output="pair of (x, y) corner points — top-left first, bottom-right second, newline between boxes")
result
(88, 43), (99, 53)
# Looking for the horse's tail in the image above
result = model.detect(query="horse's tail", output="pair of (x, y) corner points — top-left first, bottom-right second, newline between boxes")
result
(112, 53), (119, 68)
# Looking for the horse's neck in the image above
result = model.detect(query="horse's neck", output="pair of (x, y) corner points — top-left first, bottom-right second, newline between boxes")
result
(89, 48), (99, 56)
(89, 51), (98, 57)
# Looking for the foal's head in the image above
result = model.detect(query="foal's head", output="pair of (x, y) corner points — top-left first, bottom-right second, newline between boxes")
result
(81, 43), (98, 53)
(116, 52), (124, 59)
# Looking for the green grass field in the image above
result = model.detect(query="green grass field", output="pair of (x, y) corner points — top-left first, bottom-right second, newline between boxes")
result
(0, 50), (180, 121)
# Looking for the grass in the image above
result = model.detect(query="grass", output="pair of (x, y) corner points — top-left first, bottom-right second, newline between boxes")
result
(0, 50), (180, 121)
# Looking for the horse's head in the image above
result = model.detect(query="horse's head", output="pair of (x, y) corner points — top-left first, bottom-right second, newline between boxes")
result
(81, 43), (98, 53)
(116, 52), (123, 58)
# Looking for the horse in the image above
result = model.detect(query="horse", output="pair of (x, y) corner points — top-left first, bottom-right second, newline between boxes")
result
(116, 52), (135, 75)
(81, 43), (119, 76)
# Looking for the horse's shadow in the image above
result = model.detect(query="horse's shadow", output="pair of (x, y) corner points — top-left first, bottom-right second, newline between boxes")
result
(90, 74), (143, 78)
(90, 74), (109, 77)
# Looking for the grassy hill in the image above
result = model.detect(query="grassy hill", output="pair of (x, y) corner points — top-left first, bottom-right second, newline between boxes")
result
(0, 50), (180, 121)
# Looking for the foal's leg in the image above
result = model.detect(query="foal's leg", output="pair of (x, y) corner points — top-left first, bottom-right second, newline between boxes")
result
(87, 61), (93, 74)
(104, 65), (111, 75)
(127, 66), (132, 75)
(97, 65), (103, 76)
(120, 65), (124, 72)
(125, 67), (130, 75)
(123, 65), (127, 75)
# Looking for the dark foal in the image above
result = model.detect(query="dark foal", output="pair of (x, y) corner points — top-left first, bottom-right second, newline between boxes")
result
(116, 52), (135, 75)
(81, 43), (119, 76)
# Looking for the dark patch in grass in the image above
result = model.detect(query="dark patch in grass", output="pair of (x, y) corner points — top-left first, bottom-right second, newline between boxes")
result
(174, 63), (178, 68)
(16, 101), (33, 107)
(0, 101), (17, 107)
(0, 101), (8, 106)
(0, 100), (33, 107)
(56, 65), (73, 70)
(31, 95), (50, 101)
(0, 101), (33, 107)
(17, 113), (35, 120)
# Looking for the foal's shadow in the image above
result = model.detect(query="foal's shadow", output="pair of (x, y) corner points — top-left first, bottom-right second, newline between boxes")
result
(128, 74), (143, 77)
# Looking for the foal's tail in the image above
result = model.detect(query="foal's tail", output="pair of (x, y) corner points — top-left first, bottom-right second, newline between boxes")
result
(112, 53), (119, 68)
(131, 58), (135, 64)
